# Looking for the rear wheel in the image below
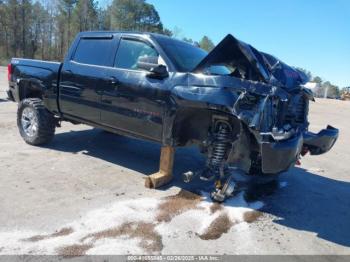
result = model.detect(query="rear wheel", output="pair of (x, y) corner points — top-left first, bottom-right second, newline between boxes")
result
(17, 98), (56, 145)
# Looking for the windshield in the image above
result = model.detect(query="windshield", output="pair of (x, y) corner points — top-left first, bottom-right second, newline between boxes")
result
(156, 36), (230, 74)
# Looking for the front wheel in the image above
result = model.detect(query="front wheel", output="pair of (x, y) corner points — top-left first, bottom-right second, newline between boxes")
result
(17, 98), (56, 145)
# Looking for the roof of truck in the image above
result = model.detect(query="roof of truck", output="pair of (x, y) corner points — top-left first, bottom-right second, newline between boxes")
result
(78, 31), (171, 40)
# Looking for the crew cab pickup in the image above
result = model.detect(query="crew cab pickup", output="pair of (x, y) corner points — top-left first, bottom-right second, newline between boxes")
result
(7, 31), (339, 202)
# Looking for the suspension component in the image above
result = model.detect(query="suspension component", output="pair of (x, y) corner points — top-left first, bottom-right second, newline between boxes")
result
(211, 175), (238, 202)
(200, 121), (232, 181)
(208, 121), (232, 174)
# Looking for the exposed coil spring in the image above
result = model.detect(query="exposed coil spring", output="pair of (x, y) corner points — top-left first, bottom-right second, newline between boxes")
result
(209, 122), (232, 169)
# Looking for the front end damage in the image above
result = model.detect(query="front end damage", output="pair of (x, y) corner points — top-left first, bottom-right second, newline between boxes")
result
(199, 89), (338, 202)
(180, 34), (339, 202)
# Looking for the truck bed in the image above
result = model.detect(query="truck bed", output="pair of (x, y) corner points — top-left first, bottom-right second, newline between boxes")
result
(8, 58), (62, 113)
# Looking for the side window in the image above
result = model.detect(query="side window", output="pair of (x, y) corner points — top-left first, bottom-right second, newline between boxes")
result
(73, 38), (115, 66)
(114, 39), (159, 70)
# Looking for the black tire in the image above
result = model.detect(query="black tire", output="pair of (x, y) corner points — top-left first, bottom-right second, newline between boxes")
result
(17, 98), (56, 145)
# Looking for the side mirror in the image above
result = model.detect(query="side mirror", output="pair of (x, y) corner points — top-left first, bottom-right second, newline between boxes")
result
(148, 64), (169, 79)
(137, 56), (159, 71)
(137, 56), (168, 79)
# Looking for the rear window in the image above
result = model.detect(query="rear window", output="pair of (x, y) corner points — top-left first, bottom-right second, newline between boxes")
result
(73, 38), (115, 66)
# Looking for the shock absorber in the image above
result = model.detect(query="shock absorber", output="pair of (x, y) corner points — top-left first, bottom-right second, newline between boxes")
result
(209, 121), (242, 203)
(210, 122), (231, 167)
(201, 121), (232, 181)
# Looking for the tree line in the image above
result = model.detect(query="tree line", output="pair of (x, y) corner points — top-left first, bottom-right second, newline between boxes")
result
(0, 0), (215, 64)
(297, 68), (345, 99)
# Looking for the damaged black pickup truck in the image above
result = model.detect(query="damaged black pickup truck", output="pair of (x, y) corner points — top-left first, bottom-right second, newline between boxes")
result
(7, 32), (338, 202)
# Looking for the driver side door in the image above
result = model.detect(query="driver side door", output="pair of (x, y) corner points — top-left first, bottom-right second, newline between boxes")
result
(100, 36), (170, 142)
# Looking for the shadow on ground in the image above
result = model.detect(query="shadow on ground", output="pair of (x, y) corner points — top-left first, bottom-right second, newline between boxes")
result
(47, 128), (350, 247)
(48, 128), (205, 176)
(261, 167), (350, 247)
(0, 98), (9, 103)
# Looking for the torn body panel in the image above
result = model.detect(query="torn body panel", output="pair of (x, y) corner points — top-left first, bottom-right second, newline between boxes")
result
(166, 34), (338, 201)
(168, 72), (337, 176)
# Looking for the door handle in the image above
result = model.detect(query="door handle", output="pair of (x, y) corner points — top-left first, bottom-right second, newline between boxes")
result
(106, 77), (119, 86)
(64, 70), (73, 76)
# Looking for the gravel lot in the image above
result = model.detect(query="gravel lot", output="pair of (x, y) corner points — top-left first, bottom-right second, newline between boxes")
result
(0, 66), (349, 255)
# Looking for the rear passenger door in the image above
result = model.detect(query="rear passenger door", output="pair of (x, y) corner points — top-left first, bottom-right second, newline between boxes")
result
(100, 36), (170, 142)
(59, 34), (118, 123)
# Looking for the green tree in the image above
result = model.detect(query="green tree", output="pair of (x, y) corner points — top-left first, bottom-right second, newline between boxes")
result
(57, 0), (78, 59)
(182, 37), (194, 44)
(0, 0), (11, 58)
(33, 1), (52, 60)
(162, 28), (173, 37)
(296, 67), (312, 80)
(97, 7), (111, 30)
(0, 0), (169, 63)
(171, 26), (182, 39)
(40, 0), (57, 60)
(137, 2), (163, 32)
(8, 0), (20, 57)
(27, 1), (45, 58)
(109, 0), (163, 32)
(322, 81), (340, 99)
(72, 0), (98, 33)
(312, 76), (323, 84)
(199, 35), (215, 51)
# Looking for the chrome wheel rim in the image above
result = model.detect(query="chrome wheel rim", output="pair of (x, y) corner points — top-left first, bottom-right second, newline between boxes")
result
(21, 107), (38, 137)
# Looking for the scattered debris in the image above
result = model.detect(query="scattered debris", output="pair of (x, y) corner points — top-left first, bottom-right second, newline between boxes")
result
(57, 244), (93, 257)
(22, 227), (74, 242)
(210, 203), (224, 214)
(198, 213), (233, 240)
(156, 190), (203, 222)
(81, 222), (162, 253)
(243, 211), (263, 223)
(0, 190), (263, 255)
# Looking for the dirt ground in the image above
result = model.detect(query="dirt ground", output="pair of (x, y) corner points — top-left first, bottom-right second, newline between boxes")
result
(0, 66), (349, 255)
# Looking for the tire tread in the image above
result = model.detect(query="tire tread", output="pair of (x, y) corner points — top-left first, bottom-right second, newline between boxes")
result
(17, 98), (56, 145)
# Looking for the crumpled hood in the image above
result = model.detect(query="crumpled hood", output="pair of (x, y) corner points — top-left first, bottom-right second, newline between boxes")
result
(193, 34), (308, 90)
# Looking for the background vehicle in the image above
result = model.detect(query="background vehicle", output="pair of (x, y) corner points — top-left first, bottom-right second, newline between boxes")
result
(7, 32), (339, 202)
